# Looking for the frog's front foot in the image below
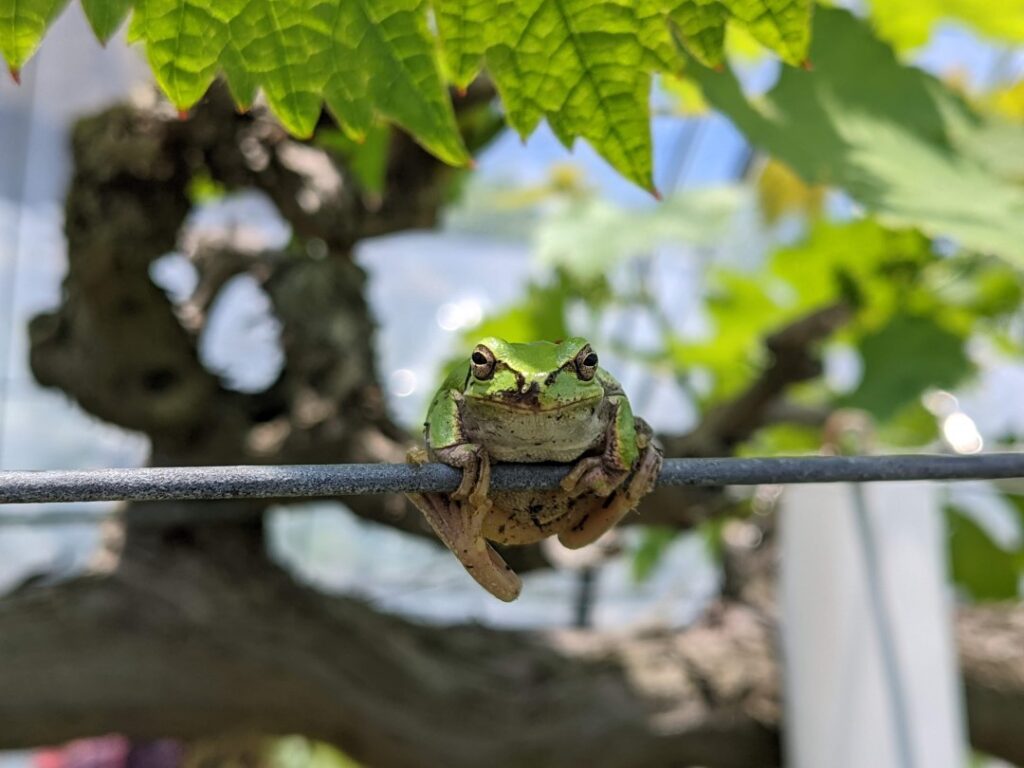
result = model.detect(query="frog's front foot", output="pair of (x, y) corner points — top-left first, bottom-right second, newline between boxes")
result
(435, 443), (492, 510)
(558, 441), (663, 550)
(560, 455), (628, 498)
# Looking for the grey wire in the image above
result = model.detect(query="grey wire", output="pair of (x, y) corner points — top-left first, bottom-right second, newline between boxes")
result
(2, 453), (1024, 504)
(850, 483), (916, 768)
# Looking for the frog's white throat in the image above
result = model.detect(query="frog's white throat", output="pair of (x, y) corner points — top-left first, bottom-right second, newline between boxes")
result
(460, 396), (609, 463)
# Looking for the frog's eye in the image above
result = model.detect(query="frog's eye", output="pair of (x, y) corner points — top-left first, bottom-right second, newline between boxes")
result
(575, 347), (599, 381)
(471, 345), (496, 380)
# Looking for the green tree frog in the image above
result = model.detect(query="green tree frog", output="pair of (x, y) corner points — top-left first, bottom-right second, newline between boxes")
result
(407, 337), (663, 601)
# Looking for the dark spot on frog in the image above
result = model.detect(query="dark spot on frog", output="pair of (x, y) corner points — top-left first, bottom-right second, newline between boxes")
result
(528, 503), (545, 530)
(573, 514), (590, 531)
(602, 492), (618, 509)
(491, 381), (542, 409)
(498, 523), (506, 534)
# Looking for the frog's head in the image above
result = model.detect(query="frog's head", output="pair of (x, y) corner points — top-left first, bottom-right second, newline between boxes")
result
(463, 337), (603, 411)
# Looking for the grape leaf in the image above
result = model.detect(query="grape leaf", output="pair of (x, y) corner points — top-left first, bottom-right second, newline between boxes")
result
(690, 7), (1024, 264)
(81, 0), (132, 40)
(844, 312), (971, 421)
(868, 0), (1024, 51)
(663, 0), (730, 69)
(219, 0), (324, 136)
(323, 0), (468, 163)
(0, 0), (68, 73)
(536, 187), (743, 277)
(1, 0), (814, 187)
(130, 0), (235, 111)
(486, 0), (655, 191)
(632, 526), (677, 582)
(641, 0), (811, 70)
(724, 0), (811, 66)
(432, 0), (491, 89)
(946, 506), (1020, 601)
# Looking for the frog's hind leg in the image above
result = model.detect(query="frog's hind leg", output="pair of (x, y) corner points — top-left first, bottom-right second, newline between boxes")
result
(406, 491), (522, 602)
(557, 440), (663, 549)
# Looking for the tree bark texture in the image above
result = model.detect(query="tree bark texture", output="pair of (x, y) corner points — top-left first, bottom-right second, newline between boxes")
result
(0, 538), (781, 768)
(1, 531), (1022, 767)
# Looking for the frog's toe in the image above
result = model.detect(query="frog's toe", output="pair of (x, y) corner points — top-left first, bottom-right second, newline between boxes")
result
(451, 534), (521, 601)
(475, 545), (522, 602)
(406, 446), (430, 465)
(439, 443), (490, 502)
(407, 490), (518, 600)
(626, 442), (663, 502)
(467, 451), (492, 510)
(557, 445), (663, 549)
(562, 456), (627, 498)
(560, 456), (604, 496)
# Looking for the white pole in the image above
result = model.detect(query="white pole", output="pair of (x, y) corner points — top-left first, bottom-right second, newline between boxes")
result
(780, 482), (966, 768)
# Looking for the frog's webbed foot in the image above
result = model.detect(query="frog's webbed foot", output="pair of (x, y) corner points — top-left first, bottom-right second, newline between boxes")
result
(406, 443), (518, 601)
(558, 439), (663, 550)
(560, 416), (658, 499)
(406, 491), (522, 602)
(560, 456), (628, 498)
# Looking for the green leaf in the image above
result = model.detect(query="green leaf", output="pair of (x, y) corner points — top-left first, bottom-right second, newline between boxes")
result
(670, 268), (784, 400)
(769, 219), (934, 323)
(641, 0), (812, 71)
(81, 0), (132, 42)
(946, 506), (1020, 601)
(844, 312), (971, 421)
(632, 526), (677, 582)
(323, 0), (468, 164)
(220, 0), (325, 136)
(874, 399), (940, 447)
(536, 187), (742, 278)
(0, 0), (68, 71)
(724, 0), (811, 67)
(486, 0), (655, 191)
(691, 7), (1024, 264)
(868, 0), (1024, 51)
(665, 0), (730, 69)
(2, 0), (813, 188)
(315, 123), (391, 195)
(433, 0), (490, 88)
(133, 0), (234, 111)
(738, 423), (821, 456)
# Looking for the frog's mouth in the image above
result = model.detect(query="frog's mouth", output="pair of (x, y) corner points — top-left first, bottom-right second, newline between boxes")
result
(465, 389), (602, 413)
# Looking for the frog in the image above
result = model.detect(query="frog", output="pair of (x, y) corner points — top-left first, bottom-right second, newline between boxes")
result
(406, 337), (663, 602)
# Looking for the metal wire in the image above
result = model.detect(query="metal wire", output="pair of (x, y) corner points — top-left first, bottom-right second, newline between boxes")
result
(1, 453), (1024, 505)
